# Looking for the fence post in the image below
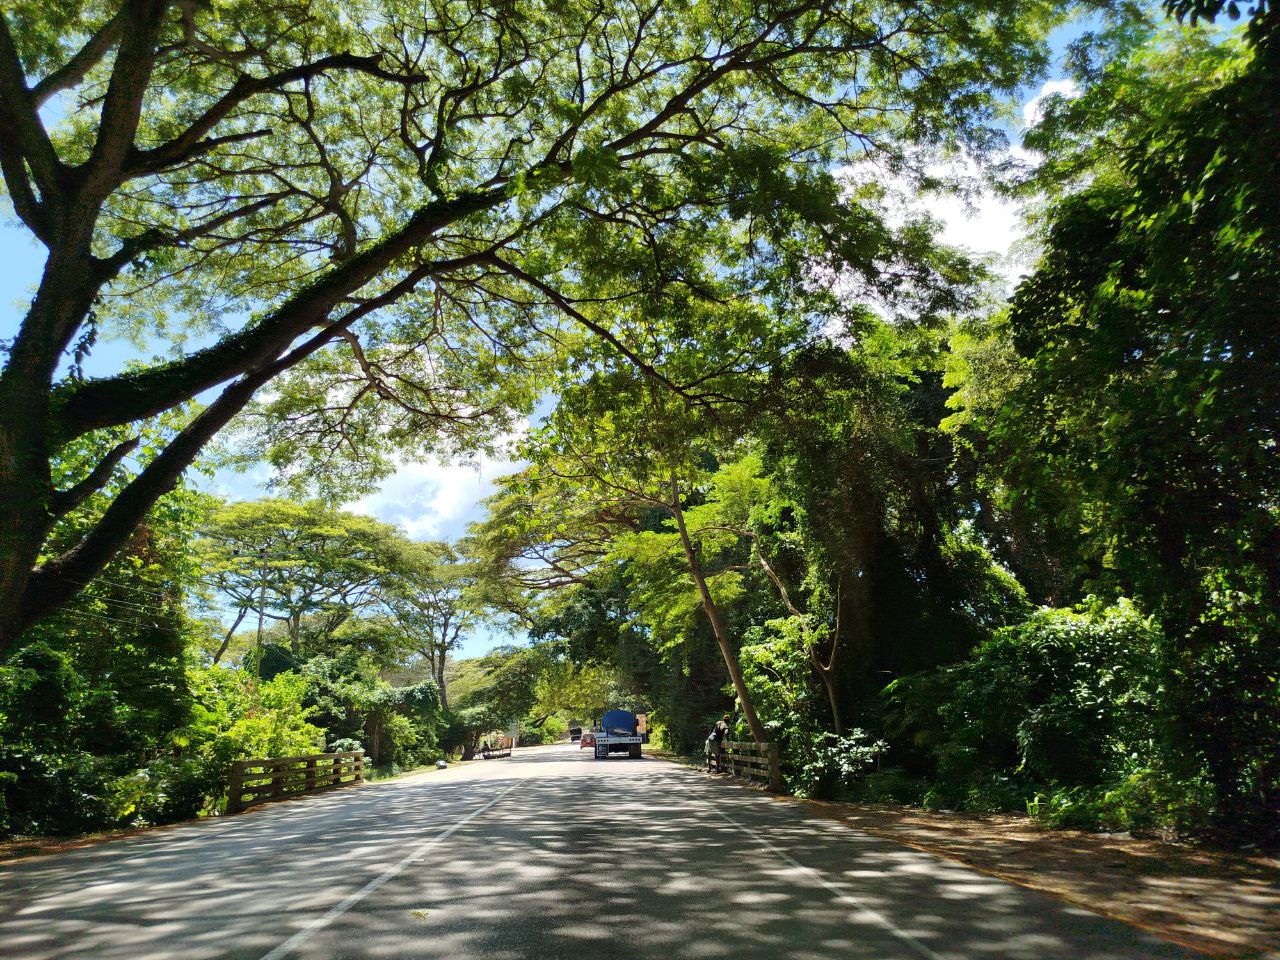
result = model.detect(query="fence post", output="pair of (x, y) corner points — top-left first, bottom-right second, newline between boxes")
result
(766, 743), (782, 792)
(354, 751), (365, 782)
(227, 760), (248, 814)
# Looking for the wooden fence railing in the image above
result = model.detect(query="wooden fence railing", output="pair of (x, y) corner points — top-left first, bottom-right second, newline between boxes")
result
(226, 751), (364, 814)
(723, 741), (782, 792)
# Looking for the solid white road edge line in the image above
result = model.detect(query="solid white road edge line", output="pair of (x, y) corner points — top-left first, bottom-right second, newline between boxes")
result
(258, 780), (522, 960)
(711, 806), (945, 960)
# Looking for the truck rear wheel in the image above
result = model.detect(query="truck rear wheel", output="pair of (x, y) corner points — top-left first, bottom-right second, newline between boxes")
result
(628, 744), (641, 759)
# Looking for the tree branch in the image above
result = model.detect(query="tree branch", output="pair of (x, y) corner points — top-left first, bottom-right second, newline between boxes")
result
(84, 0), (170, 192)
(52, 187), (510, 441)
(94, 188), (287, 281)
(48, 437), (140, 517)
(124, 53), (419, 180)
(213, 606), (248, 663)
(485, 254), (714, 411)
(0, 10), (66, 219)
(31, 8), (126, 107)
(0, 134), (49, 241)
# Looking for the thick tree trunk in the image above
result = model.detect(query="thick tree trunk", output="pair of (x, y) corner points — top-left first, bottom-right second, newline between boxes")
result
(669, 478), (767, 745)
(436, 619), (454, 712)
(0, 0), (171, 656)
(460, 731), (479, 761)
(0, 213), (106, 653)
(0, 418), (57, 653)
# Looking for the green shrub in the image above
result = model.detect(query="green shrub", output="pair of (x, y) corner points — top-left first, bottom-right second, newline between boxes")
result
(0, 644), (118, 834)
(176, 667), (325, 813)
(0, 750), (117, 835)
(298, 656), (442, 767)
(516, 724), (552, 746)
(1029, 767), (1215, 836)
(377, 711), (423, 765)
(0, 771), (14, 835)
(518, 716), (568, 745)
(645, 716), (670, 751)
(885, 598), (1205, 830)
(543, 715), (569, 741)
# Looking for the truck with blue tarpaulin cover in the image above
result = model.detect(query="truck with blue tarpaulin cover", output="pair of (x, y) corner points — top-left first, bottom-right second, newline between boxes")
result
(592, 709), (643, 759)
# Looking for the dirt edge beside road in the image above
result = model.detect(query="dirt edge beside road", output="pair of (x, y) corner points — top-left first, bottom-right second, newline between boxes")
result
(780, 797), (1280, 959)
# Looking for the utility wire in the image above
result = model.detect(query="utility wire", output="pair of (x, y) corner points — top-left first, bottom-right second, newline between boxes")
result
(69, 573), (178, 601)
(87, 593), (181, 617)
(59, 607), (180, 634)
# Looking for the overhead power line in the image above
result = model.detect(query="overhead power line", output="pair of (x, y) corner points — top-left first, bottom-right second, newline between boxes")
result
(69, 573), (177, 601)
(59, 607), (179, 635)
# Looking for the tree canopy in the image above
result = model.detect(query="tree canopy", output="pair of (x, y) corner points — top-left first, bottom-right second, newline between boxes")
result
(0, 0), (1068, 650)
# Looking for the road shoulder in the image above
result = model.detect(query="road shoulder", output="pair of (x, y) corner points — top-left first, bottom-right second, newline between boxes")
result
(650, 751), (1277, 958)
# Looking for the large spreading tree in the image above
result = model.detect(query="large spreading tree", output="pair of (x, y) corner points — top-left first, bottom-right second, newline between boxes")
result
(199, 498), (402, 659)
(0, 0), (1064, 653)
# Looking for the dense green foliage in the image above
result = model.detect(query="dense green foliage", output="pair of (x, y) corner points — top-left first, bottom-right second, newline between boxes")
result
(465, 6), (1279, 845)
(940, 12), (1280, 838)
(0, 489), (462, 835)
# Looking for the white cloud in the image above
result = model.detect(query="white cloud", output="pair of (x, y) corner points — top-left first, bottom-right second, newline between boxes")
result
(351, 453), (534, 656)
(836, 78), (1082, 288)
(927, 178), (1023, 261)
(346, 400), (556, 544)
(1022, 78), (1079, 128)
(348, 451), (520, 541)
(198, 460), (273, 501)
(345, 417), (533, 545)
(839, 153), (1024, 286)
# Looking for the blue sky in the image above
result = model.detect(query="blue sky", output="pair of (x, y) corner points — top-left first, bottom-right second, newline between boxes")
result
(0, 23), (1093, 658)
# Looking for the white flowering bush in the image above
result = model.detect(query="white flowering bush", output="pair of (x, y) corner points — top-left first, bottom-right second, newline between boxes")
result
(789, 729), (888, 799)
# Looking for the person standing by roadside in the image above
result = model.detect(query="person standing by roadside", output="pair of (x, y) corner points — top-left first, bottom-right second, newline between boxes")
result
(705, 714), (731, 773)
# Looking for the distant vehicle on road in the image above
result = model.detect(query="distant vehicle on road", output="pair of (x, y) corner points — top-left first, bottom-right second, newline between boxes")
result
(569, 726), (582, 742)
(579, 731), (596, 750)
(593, 709), (643, 759)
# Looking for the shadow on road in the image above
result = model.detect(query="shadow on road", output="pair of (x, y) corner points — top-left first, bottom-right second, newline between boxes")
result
(1, 749), (1199, 960)
(316, 757), (1196, 960)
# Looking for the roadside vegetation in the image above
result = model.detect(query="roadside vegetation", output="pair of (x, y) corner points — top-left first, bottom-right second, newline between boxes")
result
(1, 0), (1275, 849)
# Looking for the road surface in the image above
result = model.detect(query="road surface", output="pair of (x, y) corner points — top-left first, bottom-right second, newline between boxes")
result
(1, 743), (1198, 959)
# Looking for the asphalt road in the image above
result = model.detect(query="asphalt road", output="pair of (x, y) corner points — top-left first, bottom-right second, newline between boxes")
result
(2, 743), (1199, 960)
